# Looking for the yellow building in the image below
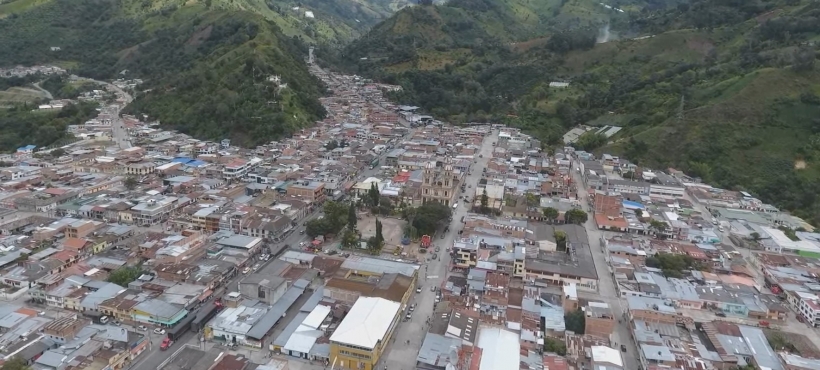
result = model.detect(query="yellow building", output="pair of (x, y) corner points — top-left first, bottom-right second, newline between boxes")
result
(329, 297), (401, 370)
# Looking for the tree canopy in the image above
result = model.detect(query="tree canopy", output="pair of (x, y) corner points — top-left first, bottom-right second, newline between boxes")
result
(407, 202), (452, 236)
(107, 266), (143, 286)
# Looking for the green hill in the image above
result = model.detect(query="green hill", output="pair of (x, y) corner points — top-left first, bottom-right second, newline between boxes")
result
(0, 0), (331, 146)
(335, 0), (820, 224)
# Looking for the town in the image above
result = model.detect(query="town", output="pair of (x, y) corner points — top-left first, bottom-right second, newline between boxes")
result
(0, 62), (819, 370)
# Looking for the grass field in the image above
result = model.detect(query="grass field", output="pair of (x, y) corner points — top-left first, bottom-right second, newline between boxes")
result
(0, 0), (50, 17)
(0, 86), (47, 105)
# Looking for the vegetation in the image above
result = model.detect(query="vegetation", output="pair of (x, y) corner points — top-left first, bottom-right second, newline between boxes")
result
(305, 201), (350, 237)
(0, 0), (326, 147)
(564, 308), (585, 334)
(40, 75), (96, 100)
(543, 207), (559, 223)
(107, 266), (144, 286)
(554, 229), (567, 251)
(564, 209), (588, 225)
(767, 333), (799, 354)
(330, 0), (820, 226)
(0, 356), (29, 370)
(645, 253), (706, 278)
(124, 176), (138, 190)
(543, 337), (566, 355)
(0, 101), (97, 152)
(404, 202), (452, 236)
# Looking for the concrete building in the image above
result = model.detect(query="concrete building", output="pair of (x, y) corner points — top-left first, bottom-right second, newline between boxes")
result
(329, 297), (402, 370)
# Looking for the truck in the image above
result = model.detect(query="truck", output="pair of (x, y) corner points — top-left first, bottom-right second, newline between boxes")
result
(160, 337), (174, 351)
(420, 235), (432, 249)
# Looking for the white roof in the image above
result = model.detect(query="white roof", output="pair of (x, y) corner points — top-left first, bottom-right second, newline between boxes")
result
(329, 297), (400, 349)
(591, 345), (623, 367)
(302, 305), (331, 330)
(476, 326), (519, 370)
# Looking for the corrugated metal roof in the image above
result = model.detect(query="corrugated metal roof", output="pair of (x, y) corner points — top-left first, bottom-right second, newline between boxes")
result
(246, 285), (306, 340)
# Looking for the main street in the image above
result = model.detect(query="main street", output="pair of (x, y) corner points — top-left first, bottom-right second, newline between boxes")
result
(569, 165), (640, 370)
(377, 128), (498, 370)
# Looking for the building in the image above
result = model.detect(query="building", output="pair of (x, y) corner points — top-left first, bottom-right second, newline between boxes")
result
(239, 275), (288, 305)
(421, 159), (458, 206)
(287, 180), (326, 203)
(584, 302), (615, 340)
(329, 297), (402, 370)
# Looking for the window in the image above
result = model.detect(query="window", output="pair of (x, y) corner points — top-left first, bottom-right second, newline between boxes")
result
(258, 286), (266, 299)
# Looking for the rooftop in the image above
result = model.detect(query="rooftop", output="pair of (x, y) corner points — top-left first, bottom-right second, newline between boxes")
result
(329, 296), (401, 349)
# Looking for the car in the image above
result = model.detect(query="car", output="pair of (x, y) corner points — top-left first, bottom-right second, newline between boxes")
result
(154, 328), (166, 335)
(620, 344), (627, 352)
(100, 316), (109, 324)
(715, 312), (727, 317)
(252, 263), (261, 270)
(242, 267), (251, 274)
(479, 154), (483, 158)
(416, 287), (422, 293)
(113, 320), (121, 326)
(432, 253), (438, 259)
(440, 234), (445, 239)
(409, 304), (416, 312)
(300, 229), (305, 234)
(435, 246), (440, 252)
(137, 325), (148, 331)
(431, 286), (436, 292)
(405, 312), (412, 320)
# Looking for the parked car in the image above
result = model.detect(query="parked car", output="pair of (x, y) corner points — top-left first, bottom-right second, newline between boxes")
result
(416, 286), (422, 293)
(137, 325), (148, 331)
(715, 312), (727, 317)
(100, 316), (109, 324)
(154, 328), (166, 335)
(160, 338), (173, 351)
(113, 320), (121, 326)
(242, 267), (251, 274)
(620, 344), (627, 352)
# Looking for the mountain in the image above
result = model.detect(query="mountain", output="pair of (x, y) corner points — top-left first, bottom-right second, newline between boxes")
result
(0, 0), (415, 147)
(337, 0), (820, 224)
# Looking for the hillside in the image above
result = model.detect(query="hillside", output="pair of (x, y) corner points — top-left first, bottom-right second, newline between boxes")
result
(336, 0), (820, 224)
(0, 0), (332, 146)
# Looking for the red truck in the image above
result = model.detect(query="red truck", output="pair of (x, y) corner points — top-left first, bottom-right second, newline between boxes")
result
(421, 235), (431, 249)
(160, 337), (174, 351)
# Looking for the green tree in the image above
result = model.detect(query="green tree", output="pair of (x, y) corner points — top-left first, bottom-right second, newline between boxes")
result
(410, 202), (452, 235)
(50, 148), (66, 157)
(749, 232), (761, 245)
(565, 209), (588, 225)
(375, 218), (384, 246)
(322, 201), (350, 233)
(650, 219), (669, 237)
(564, 308), (585, 334)
(325, 140), (339, 150)
(543, 207), (559, 223)
(480, 188), (489, 214)
(1, 356), (30, 370)
(305, 218), (331, 238)
(554, 230), (567, 251)
(347, 202), (358, 231)
(525, 193), (539, 209)
(368, 182), (380, 208)
(543, 337), (566, 355)
(107, 266), (143, 286)
(124, 176), (138, 190)
(341, 228), (359, 249)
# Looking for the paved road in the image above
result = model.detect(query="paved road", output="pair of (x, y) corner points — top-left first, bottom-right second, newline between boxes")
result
(569, 166), (639, 370)
(72, 76), (134, 149)
(377, 129), (497, 369)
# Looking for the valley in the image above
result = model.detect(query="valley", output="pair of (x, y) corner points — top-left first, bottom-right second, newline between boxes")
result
(0, 0), (820, 222)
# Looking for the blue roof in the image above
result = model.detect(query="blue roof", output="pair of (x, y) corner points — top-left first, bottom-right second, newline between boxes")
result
(623, 200), (646, 210)
(171, 157), (195, 163)
(17, 145), (36, 151)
